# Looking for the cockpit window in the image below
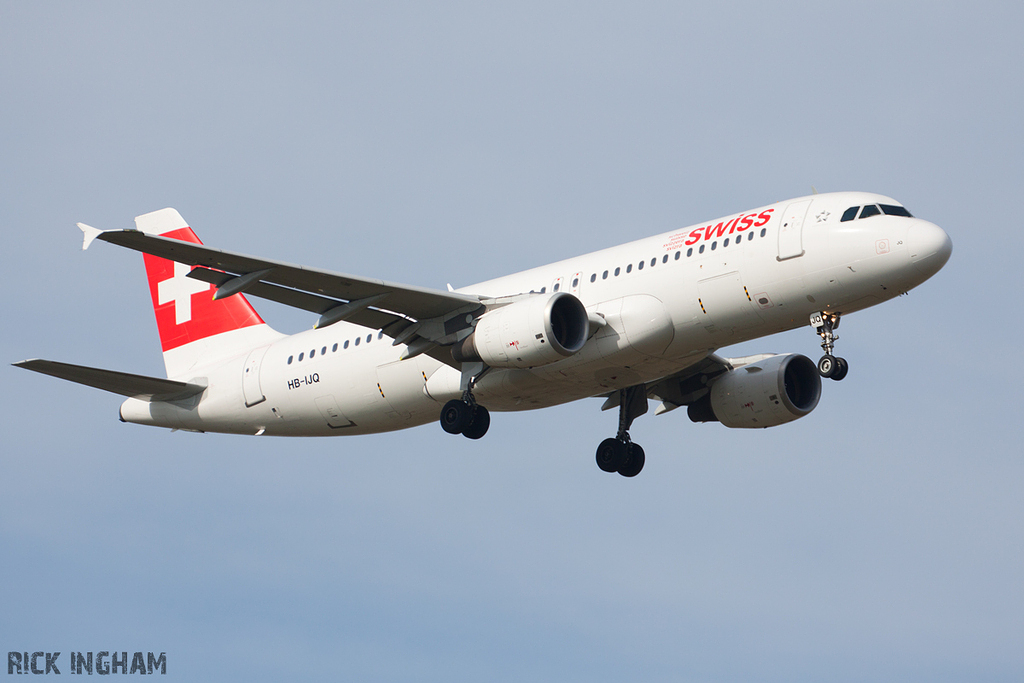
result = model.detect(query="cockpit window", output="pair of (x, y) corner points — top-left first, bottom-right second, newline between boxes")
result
(880, 204), (913, 217)
(858, 204), (881, 219)
(840, 206), (859, 222)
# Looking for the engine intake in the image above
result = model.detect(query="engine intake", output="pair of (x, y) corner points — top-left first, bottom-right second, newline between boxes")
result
(687, 354), (821, 428)
(452, 292), (589, 369)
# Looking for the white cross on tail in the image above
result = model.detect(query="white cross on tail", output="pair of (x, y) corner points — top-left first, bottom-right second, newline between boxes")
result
(157, 261), (211, 324)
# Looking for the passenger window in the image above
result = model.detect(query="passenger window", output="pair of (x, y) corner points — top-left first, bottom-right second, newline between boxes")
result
(354, 337), (360, 346)
(344, 340), (349, 349)
(614, 267), (620, 276)
(572, 277), (579, 287)
(366, 334), (372, 343)
(590, 273), (596, 283)
(321, 346), (327, 355)
(298, 352), (304, 361)
(651, 258), (657, 267)
(840, 206), (859, 222)
(859, 204), (881, 219)
(287, 355), (293, 365)
(663, 254), (669, 263)
(880, 204), (913, 217)
(675, 251), (681, 260)
(603, 270), (609, 280)
(540, 287), (546, 293)
(760, 228), (766, 237)
(724, 238), (730, 247)
(553, 282), (560, 292)
(378, 331), (384, 339)
(699, 244), (705, 254)
(711, 241), (717, 250)
(686, 248), (692, 257)
(626, 264), (632, 273)
(638, 261), (644, 270)
(332, 343), (338, 352)
(310, 349), (315, 358)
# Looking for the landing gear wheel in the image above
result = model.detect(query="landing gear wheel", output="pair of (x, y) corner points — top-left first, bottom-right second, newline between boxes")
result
(440, 399), (473, 434)
(618, 443), (646, 478)
(462, 405), (490, 439)
(831, 357), (849, 381)
(810, 312), (851, 380)
(818, 354), (837, 378)
(595, 385), (650, 476)
(596, 438), (628, 473)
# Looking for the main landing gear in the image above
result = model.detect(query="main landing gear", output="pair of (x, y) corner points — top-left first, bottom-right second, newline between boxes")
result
(810, 312), (849, 381)
(439, 361), (491, 440)
(595, 384), (648, 478)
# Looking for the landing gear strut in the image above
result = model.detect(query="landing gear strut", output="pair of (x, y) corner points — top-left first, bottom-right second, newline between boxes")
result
(439, 361), (491, 439)
(810, 312), (849, 381)
(595, 384), (647, 477)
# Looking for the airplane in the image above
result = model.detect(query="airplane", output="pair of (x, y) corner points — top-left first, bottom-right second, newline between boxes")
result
(15, 191), (952, 477)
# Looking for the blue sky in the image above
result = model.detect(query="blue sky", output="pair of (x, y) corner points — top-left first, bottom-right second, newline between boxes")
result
(2, 2), (1022, 681)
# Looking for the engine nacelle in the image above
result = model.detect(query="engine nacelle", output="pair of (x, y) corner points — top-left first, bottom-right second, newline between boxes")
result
(688, 354), (821, 428)
(452, 292), (589, 369)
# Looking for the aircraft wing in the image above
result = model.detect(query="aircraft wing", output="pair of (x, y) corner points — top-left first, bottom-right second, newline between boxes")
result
(14, 359), (206, 402)
(90, 229), (485, 342)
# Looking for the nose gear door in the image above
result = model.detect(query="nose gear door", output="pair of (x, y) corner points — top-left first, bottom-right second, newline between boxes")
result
(777, 199), (812, 261)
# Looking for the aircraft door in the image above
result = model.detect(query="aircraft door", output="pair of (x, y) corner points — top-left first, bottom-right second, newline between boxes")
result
(777, 199), (812, 261)
(551, 276), (564, 293)
(242, 346), (270, 407)
(570, 272), (582, 296)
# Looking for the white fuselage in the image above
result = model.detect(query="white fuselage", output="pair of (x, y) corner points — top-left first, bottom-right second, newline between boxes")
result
(119, 191), (951, 436)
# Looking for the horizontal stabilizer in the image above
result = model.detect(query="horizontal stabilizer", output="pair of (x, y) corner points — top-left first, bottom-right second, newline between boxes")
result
(13, 359), (206, 402)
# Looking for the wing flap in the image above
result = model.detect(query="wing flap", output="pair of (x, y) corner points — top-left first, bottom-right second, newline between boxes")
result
(14, 359), (206, 402)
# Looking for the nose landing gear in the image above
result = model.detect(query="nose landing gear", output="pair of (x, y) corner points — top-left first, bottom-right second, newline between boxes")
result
(810, 312), (849, 381)
(595, 384), (648, 477)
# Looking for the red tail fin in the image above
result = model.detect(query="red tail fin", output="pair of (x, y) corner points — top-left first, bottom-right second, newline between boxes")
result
(135, 209), (279, 378)
(137, 209), (264, 352)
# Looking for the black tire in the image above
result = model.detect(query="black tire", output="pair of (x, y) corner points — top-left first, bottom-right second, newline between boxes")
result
(462, 405), (490, 440)
(596, 438), (628, 473)
(440, 399), (472, 434)
(618, 443), (646, 478)
(832, 357), (849, 381)
(818, 354), (837, 378)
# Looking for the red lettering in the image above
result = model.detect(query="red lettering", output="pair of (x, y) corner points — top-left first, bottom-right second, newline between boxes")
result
(705, 222), (729, 240)
(753, 208), (774, 227)
(725, 217), (739, 234)
(684, 228), (704, 246)
(737, 214), (754, 231)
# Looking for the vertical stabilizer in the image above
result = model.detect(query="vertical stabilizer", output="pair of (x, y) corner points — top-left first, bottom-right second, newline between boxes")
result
(135, 208), (281, 378)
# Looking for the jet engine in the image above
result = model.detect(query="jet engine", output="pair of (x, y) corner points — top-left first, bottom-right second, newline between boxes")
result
(452, 292), (589, 369)
(687, 354), (821, 428)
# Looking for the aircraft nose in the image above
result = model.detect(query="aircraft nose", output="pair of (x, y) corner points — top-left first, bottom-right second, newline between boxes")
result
(907, 220), (952, 276)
